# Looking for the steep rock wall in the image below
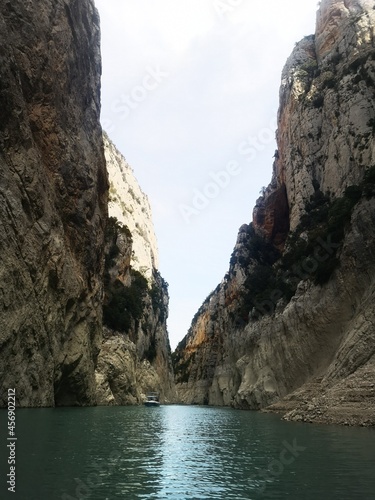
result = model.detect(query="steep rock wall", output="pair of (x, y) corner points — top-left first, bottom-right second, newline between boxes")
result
(277, 0), (375, 231)
(96, 137), (176, 404)
(104, 132), (159, 279)
(173, 0), (375, 425)
(0, 0), (108, 406)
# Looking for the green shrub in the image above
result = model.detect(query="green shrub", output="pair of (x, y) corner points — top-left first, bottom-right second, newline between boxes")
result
(239, 180), (371, 319)
(344, 185), (362, 202)
(172, 353), (194, 384)
(322, 76), (336, 89)
(300, 59), (318, 77)
(103, 270), (148, 334)
(231, 227), (281, 270)
(367, 119), (375, 133)
(363, 166), (375, 198)
(326, 194), (357, 242)
(300, 190), (330, 230)
(150, 280), (167, 323)
(364, 165), (375, 183)
(104, 217), (132, 273)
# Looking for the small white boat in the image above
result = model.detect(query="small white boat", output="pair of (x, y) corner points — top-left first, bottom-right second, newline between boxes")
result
(144, 392), (160, 407)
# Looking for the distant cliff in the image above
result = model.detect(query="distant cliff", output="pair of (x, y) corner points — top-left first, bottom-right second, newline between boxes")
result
(104, 132), (159, 279)
(173, 0), (375, 426)
(95, 135), (176, 405)
(0, 0), (108, 406)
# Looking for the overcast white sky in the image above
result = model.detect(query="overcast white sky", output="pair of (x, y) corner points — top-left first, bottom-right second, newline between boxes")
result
(95, 0), (319, 350)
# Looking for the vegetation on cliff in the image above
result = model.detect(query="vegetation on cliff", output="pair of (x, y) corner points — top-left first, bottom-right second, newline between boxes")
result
(102, 216), (169, 364)
(231, 166), (375, 321)
(173, 1), (375, 426)
(97, 137), (176, 406)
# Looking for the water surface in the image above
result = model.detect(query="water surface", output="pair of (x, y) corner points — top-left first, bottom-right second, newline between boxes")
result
(0, 405), (374, 499)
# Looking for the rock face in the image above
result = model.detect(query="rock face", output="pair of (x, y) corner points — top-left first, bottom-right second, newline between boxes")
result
(173, 0), (375, 426)
(277, 0), (375, 232)
(104, 132), (159, 280)
(96, 327), (171, 406)
(95, 136), (176, 405)
(0, 0), (108, 406)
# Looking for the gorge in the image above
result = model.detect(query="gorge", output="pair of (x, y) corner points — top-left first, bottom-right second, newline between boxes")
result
(0, 0), (374, 431)
(0, 0), (174, 407)
(173, 0), (375, 426)
(96, 133), (175, 405)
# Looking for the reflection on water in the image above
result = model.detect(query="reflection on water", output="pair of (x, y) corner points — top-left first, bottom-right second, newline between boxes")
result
(0, 405), (374, 499)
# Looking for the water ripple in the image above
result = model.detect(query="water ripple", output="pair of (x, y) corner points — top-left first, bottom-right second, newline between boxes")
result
(1, 405), (374, 499)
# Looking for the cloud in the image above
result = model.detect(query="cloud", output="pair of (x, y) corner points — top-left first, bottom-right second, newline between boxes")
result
(96, 0), (319, 349)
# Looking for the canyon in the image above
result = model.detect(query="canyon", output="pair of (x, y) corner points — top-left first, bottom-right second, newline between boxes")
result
(1, 0), (374, 426)
(95, 134), (175, 405)
(0, 0), (174, 407)
(173, 0), (375, 426)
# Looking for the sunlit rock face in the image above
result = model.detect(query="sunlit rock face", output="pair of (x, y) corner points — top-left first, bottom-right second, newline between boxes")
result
(104, 132), (159, 280)
(95, 136), (176, 405)
(174, 0), (375, 426)
(0, 0), (108, 406)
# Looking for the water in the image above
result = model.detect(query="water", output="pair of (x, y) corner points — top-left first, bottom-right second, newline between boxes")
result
(0, 405), (374, 500)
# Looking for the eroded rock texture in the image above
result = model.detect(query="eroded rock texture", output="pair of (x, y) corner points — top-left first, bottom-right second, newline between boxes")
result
(0, 0), (108, 406)
(104, 132), (159, 280)
(95, 136), (176, 405)
(174, 0), (375, 426)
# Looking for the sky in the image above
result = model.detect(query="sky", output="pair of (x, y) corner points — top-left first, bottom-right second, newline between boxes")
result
(94, 0), (319, 350)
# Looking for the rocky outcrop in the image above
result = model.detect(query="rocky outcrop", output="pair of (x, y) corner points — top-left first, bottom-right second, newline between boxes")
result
(0, 0), (108, 406)
(95, 137), (176, 404)
(278, 0), (375, 231)
(95, 328), (169, 406)
(173, 0), (375, 426)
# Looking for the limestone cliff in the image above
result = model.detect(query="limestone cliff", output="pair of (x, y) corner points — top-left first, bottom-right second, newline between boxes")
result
(95, 136), (175, 404)
(104, 132), (159, 280)
(0, 0), (108, 406)
(174, 0), (375, 426)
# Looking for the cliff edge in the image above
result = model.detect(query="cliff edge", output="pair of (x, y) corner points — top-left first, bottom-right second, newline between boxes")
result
(95, 135), (176, 404)
(173, 0), (375, 426)
(0, 0), (108, 406)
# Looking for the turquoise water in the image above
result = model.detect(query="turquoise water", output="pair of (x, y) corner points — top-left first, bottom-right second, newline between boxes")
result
(0, 405), (374, 499)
